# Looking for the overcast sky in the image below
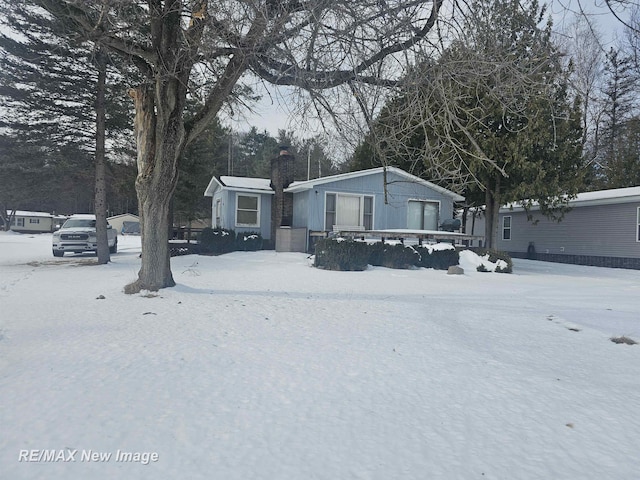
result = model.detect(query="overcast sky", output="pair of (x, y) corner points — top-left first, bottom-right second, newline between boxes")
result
(227, 0), (628, 140)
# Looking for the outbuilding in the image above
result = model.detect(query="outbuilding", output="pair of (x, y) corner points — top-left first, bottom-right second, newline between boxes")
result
(8, 210), (64, 233)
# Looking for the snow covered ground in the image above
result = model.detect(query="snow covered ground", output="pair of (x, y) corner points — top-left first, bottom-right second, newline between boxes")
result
(1, 231), (639, 480)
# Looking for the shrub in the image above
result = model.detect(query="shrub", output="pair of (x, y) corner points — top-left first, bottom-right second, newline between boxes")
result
(378, 244), (420, 269)
(314, 239), (459, 271)
(314, 238), (369, 271)
(611, 336), (637, 345)
(366, 242), (419, 269)
(476, 264), (489, 272)
(415, 246), (460, 270)
(199, 227), (236, 255)
(474, 248), (513, 273)
(367, 242), (387, 267)
(236, 231), (263, 251)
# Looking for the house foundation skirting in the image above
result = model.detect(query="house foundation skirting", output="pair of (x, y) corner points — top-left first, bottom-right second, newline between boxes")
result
(508, 251), (640, 270)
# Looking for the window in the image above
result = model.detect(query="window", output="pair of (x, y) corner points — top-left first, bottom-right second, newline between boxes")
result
(29, 218), (40, 224)
(63, 219), (95, 228)
(407, 200), (439, 230)
(236, 194), (260, 227)
(14, 218), (25, 227)
(502, 216), (512, 241)
(363, 196), (373, 230)
(637, 207), (640, 242)
(325, 193), (374, 230)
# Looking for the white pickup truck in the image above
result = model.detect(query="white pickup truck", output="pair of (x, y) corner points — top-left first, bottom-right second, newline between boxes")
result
(52, 214), (117, 257)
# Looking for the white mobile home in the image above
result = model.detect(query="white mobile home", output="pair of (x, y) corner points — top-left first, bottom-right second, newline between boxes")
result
(8, 211), (64, 233)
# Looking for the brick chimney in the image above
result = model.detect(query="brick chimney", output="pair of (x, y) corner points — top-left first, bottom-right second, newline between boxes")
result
(270, 146), (295, 242)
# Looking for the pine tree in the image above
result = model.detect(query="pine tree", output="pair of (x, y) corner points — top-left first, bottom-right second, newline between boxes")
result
(0, 2), (136, 261)
(597, 48), (638, 188)
(174, 119), (229, 226)
(351, 0), (584, 248)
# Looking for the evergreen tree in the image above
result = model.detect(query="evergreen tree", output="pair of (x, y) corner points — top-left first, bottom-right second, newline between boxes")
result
(236, 127), (279, 178)
(351, 0), (584, 248)
(174, 119), (229, 225)
(597, 48), (638, 188)
(0, 1), (135, 256)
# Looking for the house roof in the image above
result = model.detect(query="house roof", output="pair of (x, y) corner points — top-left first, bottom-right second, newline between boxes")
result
(107, 213), (139, 221)
(7, 210), (53, 218)
(501, 185), (640, 212)
(284, 166), (465, 201)
(204, 176), (274, 196)
(204, 166), (465, 201)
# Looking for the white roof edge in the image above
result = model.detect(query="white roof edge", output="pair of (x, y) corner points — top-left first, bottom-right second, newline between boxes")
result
(205, 176), (274, 196)
(107, 213), (139, 220)
(285, 166), (465, 201)
(226, 187), (275, 195)
(500, 186), (640, 213)
(7, 210), (54, 217)
(204, 176), (224, 197)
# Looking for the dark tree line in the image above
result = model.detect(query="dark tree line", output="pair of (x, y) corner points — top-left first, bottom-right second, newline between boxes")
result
(0, 2), (338, 231)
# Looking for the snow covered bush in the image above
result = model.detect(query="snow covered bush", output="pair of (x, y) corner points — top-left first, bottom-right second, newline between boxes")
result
(236, 232), (263, 251)
(199, 227), (236, 255)
(380, 244), (421, 269)
(475, 248), (513, 273)
(414, 246), (460, 270)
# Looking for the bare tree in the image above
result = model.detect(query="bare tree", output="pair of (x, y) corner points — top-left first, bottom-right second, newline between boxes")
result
(558, 15), (606, 169)
(32, 0), (443, 292)
(353, 0), (584, 249)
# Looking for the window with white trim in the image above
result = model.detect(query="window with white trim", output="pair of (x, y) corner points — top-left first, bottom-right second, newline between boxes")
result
(407, 200), (439, 230)
(325, 193), (374, 230)
(29, 218), (40, 224)
(502, 215), (512, 241)
(235, 194), (260, 227)
(14, 217), (24, 227)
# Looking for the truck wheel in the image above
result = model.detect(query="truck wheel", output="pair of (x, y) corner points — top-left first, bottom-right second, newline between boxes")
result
(53, 250), (64, 257)
(109, 239), (118, 254)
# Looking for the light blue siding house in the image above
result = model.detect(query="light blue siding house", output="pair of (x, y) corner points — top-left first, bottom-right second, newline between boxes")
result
(204, 163), (464, 252)
(204, 176), (275, 241)
(286, 167), (463, 231)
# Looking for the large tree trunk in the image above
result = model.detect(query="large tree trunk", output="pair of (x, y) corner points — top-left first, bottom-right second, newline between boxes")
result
(94, 49), (110, 264)
(125, 85), (184, 293)
(484, 174), (501, 250)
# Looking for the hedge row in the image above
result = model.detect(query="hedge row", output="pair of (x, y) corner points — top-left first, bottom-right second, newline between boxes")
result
(199, 227), (263, 254)
(314, 238), (460, 271)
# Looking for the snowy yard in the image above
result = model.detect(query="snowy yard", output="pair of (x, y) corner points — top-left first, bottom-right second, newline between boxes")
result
(1, 231), (639, 480)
